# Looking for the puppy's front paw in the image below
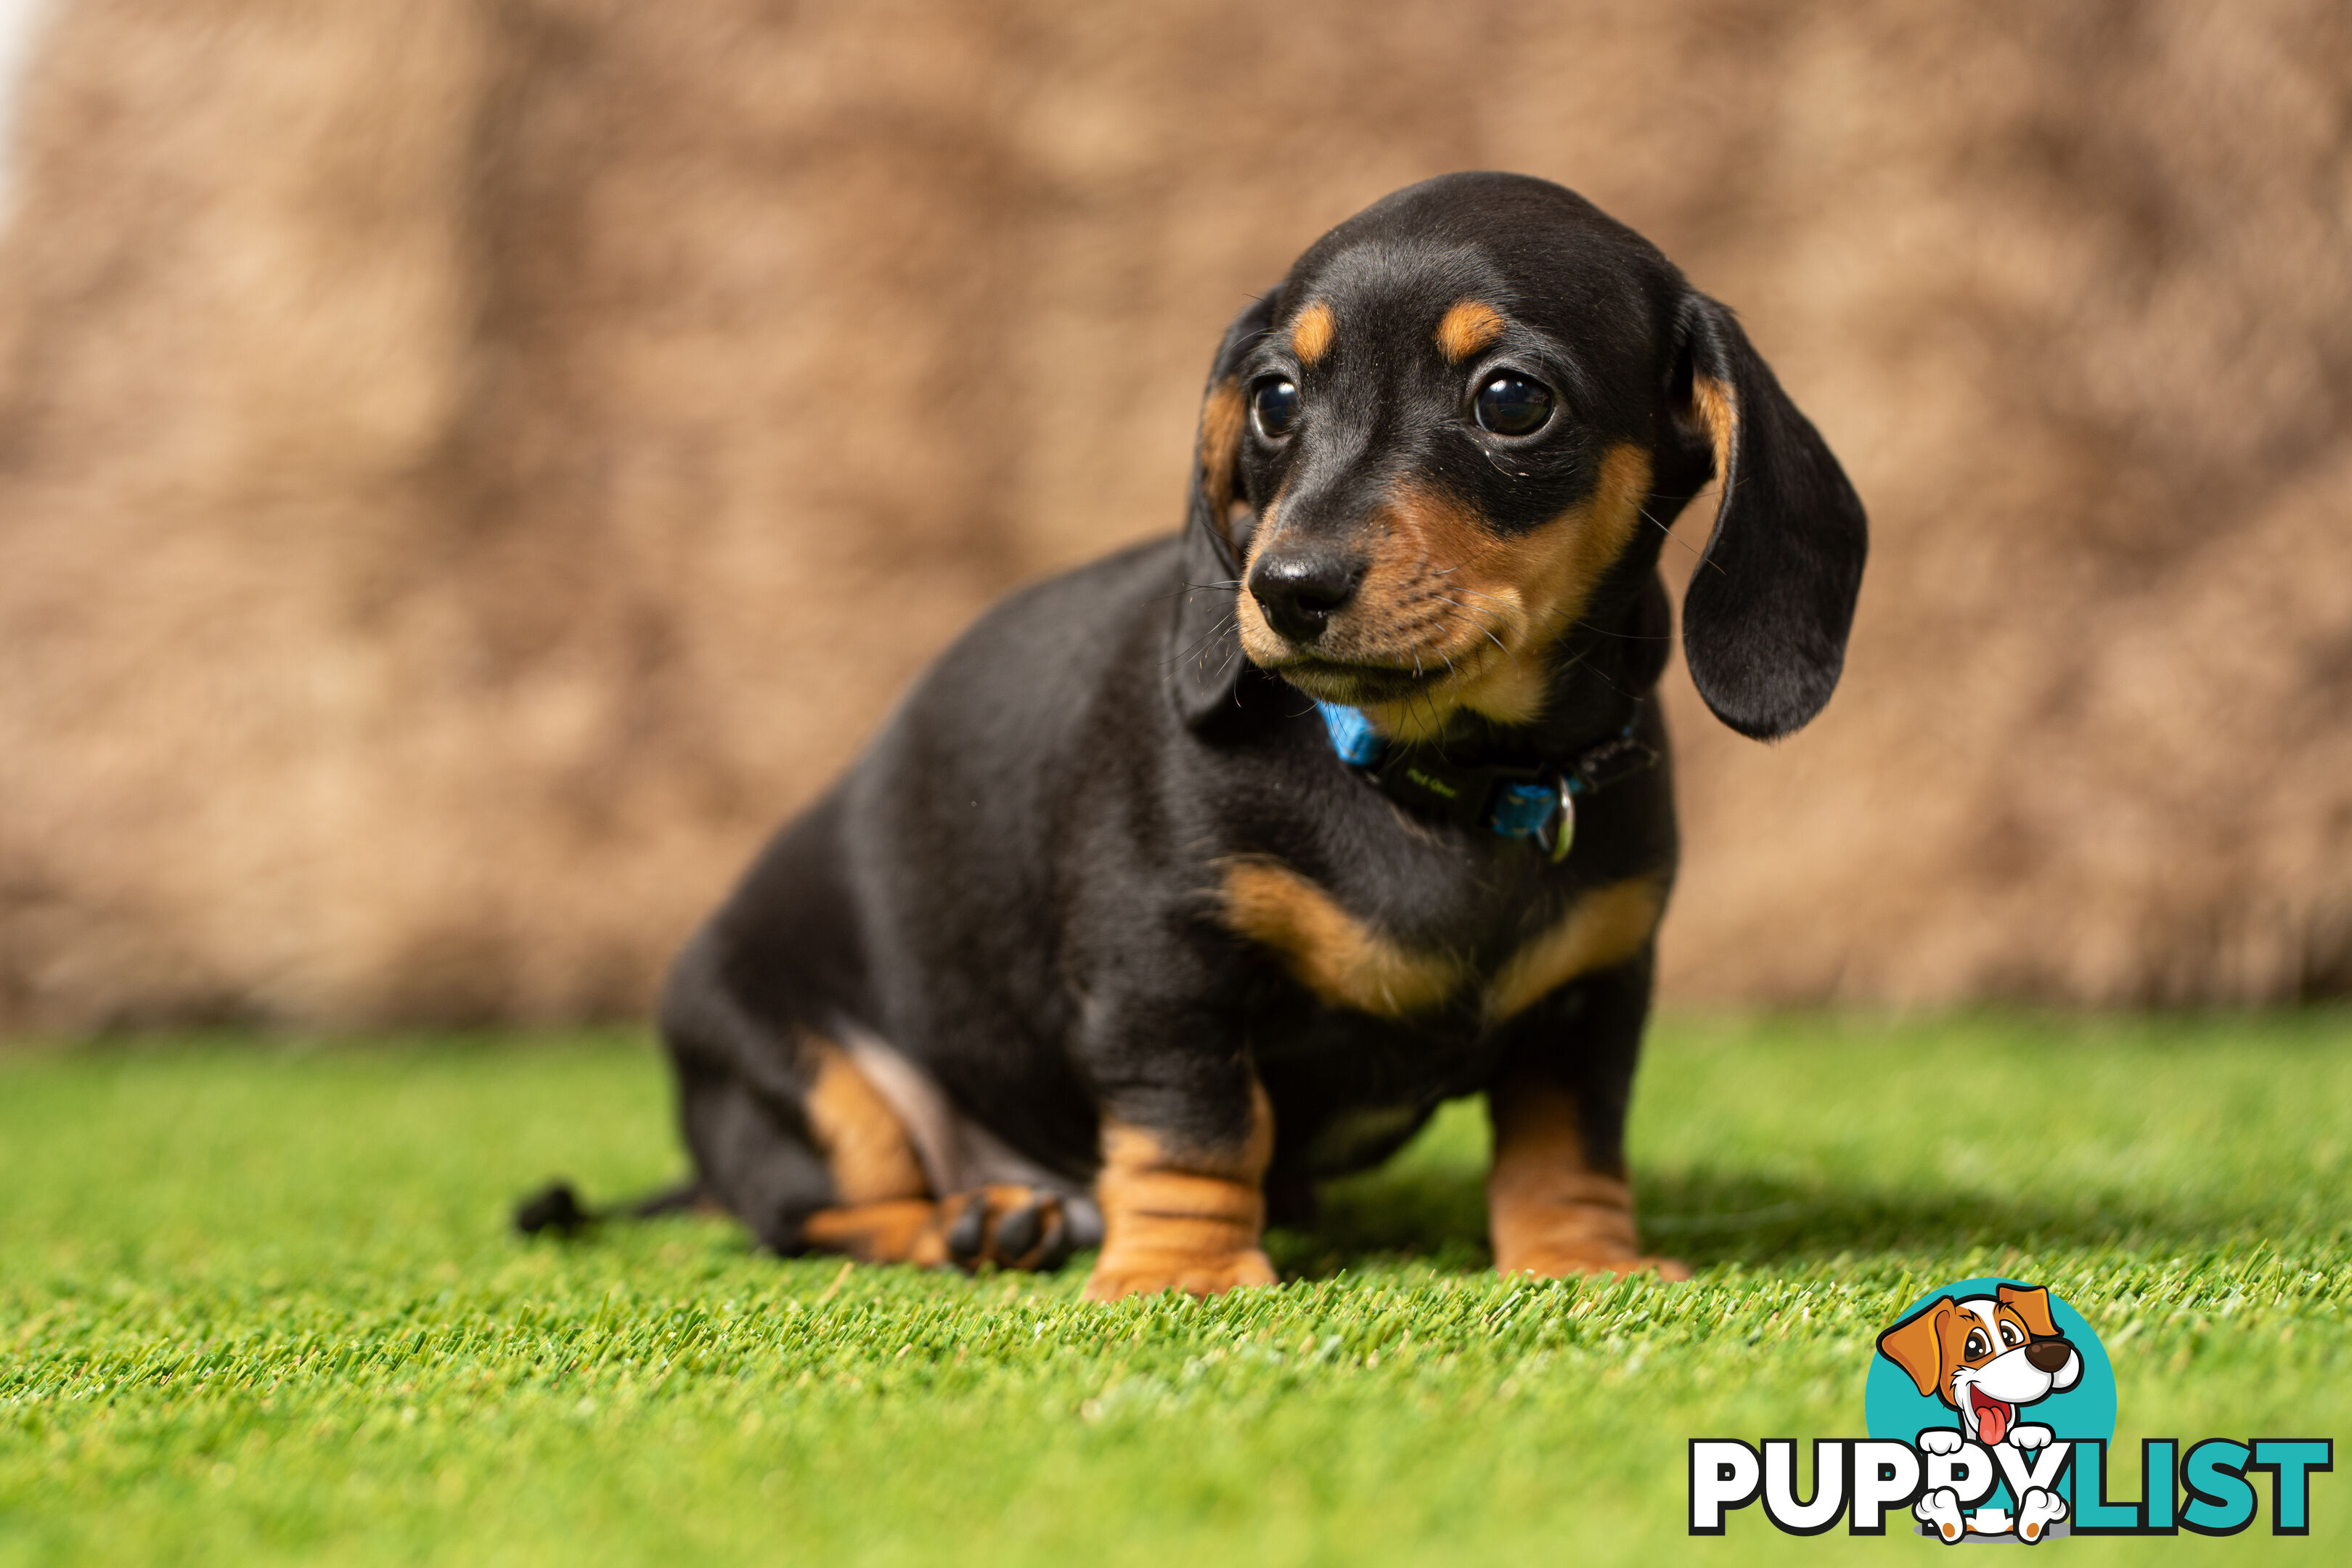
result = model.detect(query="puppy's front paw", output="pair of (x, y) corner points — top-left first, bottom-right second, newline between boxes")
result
(2017, 1486), (2067, 1542)
(936, 1185), (1074, 1272)
(1916, 1486), (1965, 1543)
(1497, 1244), (1691, 1282)
(1082, 1246), (1278, 1302)
(1916, 1428), (1966, 1456)
(2010, 1423), (2054, 1453)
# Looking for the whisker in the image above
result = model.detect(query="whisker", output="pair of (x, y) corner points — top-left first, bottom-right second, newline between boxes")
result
(1642, 506), (1719, 573)
(1433, 598), (1511, 658)
(1161, 611), (1239, 671)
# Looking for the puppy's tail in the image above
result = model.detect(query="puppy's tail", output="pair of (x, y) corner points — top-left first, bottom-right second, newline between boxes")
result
(513, 1177), (707, 1238)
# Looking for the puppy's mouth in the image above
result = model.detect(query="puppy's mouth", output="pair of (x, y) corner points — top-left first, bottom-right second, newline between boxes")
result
(1967, 1385), (2016, 1446)
(1262, 656), (1448, 706)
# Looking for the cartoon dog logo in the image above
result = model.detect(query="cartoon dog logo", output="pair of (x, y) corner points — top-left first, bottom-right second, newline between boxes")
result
(1877, 1283), (2083, 1542)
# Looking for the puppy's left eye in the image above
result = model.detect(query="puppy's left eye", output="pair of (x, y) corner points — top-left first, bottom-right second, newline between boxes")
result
(2001, 1323), (2022, 1347)
(1473, 373), (1553, 436)
(1251, 377), (1301, 440)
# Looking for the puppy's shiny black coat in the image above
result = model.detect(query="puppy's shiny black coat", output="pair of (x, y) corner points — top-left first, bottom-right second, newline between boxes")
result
(569, 173), (1864, 1297)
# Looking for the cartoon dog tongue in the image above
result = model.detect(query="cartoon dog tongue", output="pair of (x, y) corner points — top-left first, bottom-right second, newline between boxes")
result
(1970, 1389), (2012, 1445)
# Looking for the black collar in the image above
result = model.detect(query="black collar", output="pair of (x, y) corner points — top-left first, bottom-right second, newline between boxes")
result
(1317, 699), (1659, 860)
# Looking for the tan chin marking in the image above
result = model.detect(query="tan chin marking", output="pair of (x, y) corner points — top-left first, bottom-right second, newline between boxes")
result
(1435, 300), (1506, 362)
(1344, 444), (1652, 736)
(1236, 445), (1647, 737)
(1290, 301), (1335, 365)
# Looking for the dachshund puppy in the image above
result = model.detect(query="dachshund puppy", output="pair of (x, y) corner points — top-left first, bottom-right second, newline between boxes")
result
(526, 171), (1866, 1299)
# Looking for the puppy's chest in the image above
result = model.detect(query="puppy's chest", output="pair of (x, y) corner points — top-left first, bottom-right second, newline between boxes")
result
(1215, 855), (1662, 1026)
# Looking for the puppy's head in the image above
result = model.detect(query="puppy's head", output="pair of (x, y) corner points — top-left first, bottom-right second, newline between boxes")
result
(1877, 1285), (2083, 1446)
(1175, 171), (1865, 741)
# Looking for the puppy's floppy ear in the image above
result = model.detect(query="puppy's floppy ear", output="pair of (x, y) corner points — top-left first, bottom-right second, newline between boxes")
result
(1169, 285), (1284, 728)
(1673, 293), (1868, 740)
(1996, 1283), (2061, 1340)
(1877, 1298), (1961, 1402)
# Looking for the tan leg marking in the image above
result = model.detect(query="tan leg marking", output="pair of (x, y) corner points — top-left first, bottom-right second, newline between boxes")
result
(1486, 1077), (1687, 1280)
(1434, 299), (1506, 362)
(1084, 1080), (1278, 1301)
(801, 1041), (1071, 1271)
(1484, 875), (1666, 1024)
(803, 1041), (929, 1204)
(1218, 857), (1461, 1018)
(1289, 301), (1335, 365)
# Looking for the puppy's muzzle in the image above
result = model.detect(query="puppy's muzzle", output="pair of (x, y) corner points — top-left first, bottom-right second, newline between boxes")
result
(1248, 545), (1366, 643)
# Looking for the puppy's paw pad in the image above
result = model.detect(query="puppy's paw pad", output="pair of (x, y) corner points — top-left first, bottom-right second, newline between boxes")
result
(1082, 1248), (1278, 1302)
(938, 1186), (1073, 1273)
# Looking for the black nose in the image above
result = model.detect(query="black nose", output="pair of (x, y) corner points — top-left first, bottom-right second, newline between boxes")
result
(1249, 550), (1365, 642)
(2025, 1338), (2073, 1373)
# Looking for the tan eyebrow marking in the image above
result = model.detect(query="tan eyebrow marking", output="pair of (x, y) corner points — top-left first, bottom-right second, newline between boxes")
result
(1290, 301), (1336, 365)
(1435, 299), (1506, 362)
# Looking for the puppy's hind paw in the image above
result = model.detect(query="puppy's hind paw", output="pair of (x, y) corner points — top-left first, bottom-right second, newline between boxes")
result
(938, 1186), (1077, 1273)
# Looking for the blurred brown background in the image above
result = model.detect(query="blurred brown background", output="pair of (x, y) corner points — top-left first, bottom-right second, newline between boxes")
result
(1, 0), (2348, 1031)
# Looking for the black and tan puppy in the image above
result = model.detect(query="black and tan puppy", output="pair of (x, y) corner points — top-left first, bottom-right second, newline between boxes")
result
(531, 171), (1866, 1299)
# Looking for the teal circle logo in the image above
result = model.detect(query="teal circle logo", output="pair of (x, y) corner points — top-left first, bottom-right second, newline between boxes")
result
(1866, 1278), (2115, 1540)
(1866, 1278), (2115, 1447)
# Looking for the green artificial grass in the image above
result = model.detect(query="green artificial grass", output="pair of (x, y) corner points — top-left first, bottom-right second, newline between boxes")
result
(2, 1013), (2347, 1565)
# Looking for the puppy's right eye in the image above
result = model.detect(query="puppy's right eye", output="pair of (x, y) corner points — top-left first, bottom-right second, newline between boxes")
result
(1473, 372), (1554, 436)
(1250, 377), (1301, 440)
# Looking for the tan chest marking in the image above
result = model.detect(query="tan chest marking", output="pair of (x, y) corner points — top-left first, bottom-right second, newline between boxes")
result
(1217, 859), (1665, 1023)
(1483, 874), (1665, 1023)
(1218, 858), (1461, 1018)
